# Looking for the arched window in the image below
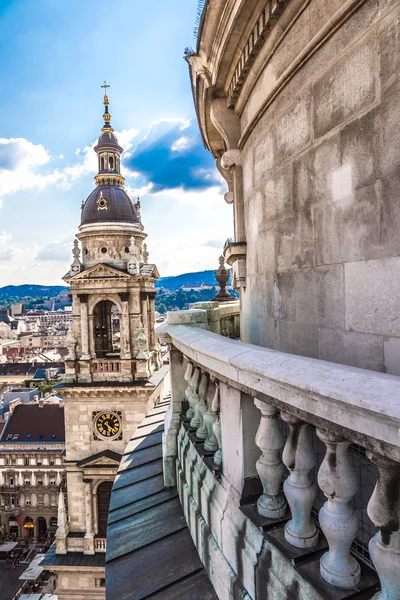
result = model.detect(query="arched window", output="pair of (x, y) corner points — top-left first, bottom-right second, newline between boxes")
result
(109, 156), (114, 170)
(93, 301), (120, 359)
(97, 481), (113, 537)
(100, 156), (105, 170)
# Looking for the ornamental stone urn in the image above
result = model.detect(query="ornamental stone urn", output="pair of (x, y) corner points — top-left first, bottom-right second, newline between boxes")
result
(211, 256), (233, 303)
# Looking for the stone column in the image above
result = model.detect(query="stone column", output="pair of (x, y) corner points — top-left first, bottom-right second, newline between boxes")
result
(0, 471), (4, 486)
(31, 472), (36, 486)
(83, 479), (95, 555)
(18, 472), (23, 487)
(78, 294), (90, 360)
(119, 293), (131, 360)
(141, 293), (149, 343)
(281, 414), (318, 549)
(148, 293), (156, 350)
(254, 398), (287, 519)
(317, 429), (361, 588)
(44, 472), (49, 487)
(56, 471), (62, 486)
(88, 315), (95, 358)
(367, 452), (400, 600)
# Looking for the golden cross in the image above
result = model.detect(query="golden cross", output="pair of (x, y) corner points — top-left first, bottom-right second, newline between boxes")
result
(101, 81), (110, 95)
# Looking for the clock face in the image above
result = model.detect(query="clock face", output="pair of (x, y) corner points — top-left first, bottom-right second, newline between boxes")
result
(95, 412), (121, 439)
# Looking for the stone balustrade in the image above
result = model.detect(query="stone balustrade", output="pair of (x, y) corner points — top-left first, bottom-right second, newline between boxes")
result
(163, 323), (400, 600)
(95, 538), (107, 552)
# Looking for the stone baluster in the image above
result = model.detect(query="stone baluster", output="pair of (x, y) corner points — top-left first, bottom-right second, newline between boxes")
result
(195, 372), (209, 439)
(317, 430), (361, 588)
(254, 398), (287, 519)
(78, 294), (90, 360)
(281, 414), (318, 548)
(203, 377), (219, 452)
(189, 368), (201, 428)
(212, 382), (222, 467)
(367, 452), (400, 600)
(184, 360), (194, 419)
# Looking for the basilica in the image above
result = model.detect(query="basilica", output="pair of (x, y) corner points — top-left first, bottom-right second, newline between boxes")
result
(41, 85), (166, 599)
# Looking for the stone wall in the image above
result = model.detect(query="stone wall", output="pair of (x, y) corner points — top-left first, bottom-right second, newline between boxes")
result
(239, 0), (400, 373)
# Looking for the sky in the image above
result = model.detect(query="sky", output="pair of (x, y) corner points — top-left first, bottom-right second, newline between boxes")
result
(0, 0), (233, 286)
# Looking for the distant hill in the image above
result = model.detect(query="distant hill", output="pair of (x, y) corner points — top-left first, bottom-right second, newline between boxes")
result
(0, 269), (229, 299)
(156, 269), (229, 291)
(0, 285), (68, 299)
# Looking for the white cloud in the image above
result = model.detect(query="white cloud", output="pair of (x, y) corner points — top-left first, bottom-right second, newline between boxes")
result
(0, 137), (66, 201)
(0, 230), (20, 261)
(171, 136), (190, 152)
(37, 238), (74, 261)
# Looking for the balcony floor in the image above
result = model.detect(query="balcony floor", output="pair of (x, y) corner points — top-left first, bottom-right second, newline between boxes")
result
(106, 395), (217, 600)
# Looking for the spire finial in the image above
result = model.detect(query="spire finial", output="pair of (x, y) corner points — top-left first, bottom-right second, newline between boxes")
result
(101, 81), (112, 128)
(101, 81), (110, 104)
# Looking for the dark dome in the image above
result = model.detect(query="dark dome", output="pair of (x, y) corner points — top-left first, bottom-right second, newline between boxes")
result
(81, 186), (140, 226)
(94, 129), (122, 152)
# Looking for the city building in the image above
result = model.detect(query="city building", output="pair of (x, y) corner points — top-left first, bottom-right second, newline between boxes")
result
(0, 402), (65, 539)
(104, 2), (400, 600)
(41, 85), (167, 599)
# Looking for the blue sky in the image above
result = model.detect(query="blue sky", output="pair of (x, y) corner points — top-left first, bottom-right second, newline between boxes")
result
(0, 0), (232, 285)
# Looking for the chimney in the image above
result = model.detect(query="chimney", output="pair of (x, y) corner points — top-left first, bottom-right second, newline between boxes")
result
(9, 399), (21, 414)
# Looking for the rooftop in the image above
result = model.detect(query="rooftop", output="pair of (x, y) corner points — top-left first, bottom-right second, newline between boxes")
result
(106, 393), (217, 599)
(0, 403), (65, 443)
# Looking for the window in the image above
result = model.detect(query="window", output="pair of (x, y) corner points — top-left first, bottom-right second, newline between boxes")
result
(49, 480), (56, 486)
(51, 435), (56, 441)
(12, 434), (19, 440)
(24, 457), (29, 466)
(25, 480), (30, 486)
(38, 434), (44, 440)
(26, 434), (31, 441)
(37, 480), (43, 486)
(25, 497), (31, 506)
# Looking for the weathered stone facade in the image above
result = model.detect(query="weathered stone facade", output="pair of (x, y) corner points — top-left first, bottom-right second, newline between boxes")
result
(188, 0), (400, 374)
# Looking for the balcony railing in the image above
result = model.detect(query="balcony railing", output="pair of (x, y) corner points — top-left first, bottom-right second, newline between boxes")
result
(92, 360), (121, 374)
(0, 505), (20, 514)
(0, 485), (20, 493)
(163, 320), (400, 598)
(95, 538), (107, 552)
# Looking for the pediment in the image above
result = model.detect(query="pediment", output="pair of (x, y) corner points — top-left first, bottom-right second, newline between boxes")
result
(71, 264), (131, 281)
(140, 263), (160, 279)
(77, 449), (122, 469)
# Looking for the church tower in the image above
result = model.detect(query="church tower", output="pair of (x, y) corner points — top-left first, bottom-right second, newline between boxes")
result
(42, 84), (165, 600)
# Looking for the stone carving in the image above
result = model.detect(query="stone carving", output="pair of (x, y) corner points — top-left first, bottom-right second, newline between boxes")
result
(184, 360), (194, 419)
(212, 381), (222, 467)
(70, 239), (82, 275)
(65, 326), (77, 361)
(211, 256), (233, 303)
(142, 243), (149, 265)
(189, 368), (201, 428)
(195, 372), (209, 439)
(281, 414), (318, 548)
(203, 377), (219, 452)
(367, 452), (400, 600)
(135, 328), (149, 359)
(317, 429), (361, 588)
(221, 149), (242, 169)
(254, 398), (287, 519)
(127, 236), (140, 275)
